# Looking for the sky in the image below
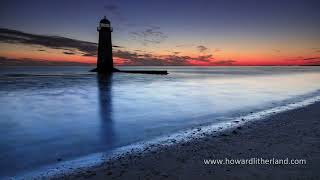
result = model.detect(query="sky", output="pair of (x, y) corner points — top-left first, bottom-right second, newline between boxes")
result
(0, 0), (320, 66)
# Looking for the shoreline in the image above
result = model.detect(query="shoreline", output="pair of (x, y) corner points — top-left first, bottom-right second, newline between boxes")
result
(14, 96), (320, 180)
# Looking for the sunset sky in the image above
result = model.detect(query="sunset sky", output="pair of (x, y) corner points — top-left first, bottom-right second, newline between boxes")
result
(0, 0), (320, 66)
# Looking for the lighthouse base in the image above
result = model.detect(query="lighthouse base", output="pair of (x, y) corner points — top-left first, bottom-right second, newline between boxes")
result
(90, 67), (120, 73)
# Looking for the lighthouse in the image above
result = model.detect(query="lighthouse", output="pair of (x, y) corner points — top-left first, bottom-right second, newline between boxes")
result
(91, 17), (167, 74)
(96, 16), (116, 73)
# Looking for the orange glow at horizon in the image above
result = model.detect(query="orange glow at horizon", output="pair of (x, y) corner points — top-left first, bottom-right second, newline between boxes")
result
(0, 42), (319, 66)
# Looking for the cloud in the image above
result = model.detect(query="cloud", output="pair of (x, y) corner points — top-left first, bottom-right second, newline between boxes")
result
(301, 57), (320, 65)
(195, 55), (213, 62)
(0, 28), (196, 66)
(130, 26), (168, 45)
(165, 55), (193, 66)
(114, 50), (139, 60)
(303, 57), (320, 61)
(300, 57), (320, 65)
(0, 28), (98, 56)
(0, 56), (90, 66)
(63, 51), (76, 55)
(0, 28), (232, 66)
(114, 50), (191, 65)
(112, 45), (123, 48)
(114, 50), (165, 65)
(284, 56), (320, 65)
(113, 50), (217, 66)
(197, 45), (208, 53)
(212, 60), (236, 65)
(81, 51), (97, 57)
(0, 28), (125, 57)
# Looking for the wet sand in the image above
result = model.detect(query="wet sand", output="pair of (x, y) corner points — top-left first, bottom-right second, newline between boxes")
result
(54, 102), (320, 180)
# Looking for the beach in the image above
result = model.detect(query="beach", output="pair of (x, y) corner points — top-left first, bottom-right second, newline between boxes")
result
(1, 67), (320, 179)
(52, 101), (320, 180)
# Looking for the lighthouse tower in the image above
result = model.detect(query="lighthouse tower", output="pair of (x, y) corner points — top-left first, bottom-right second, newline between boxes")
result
(91, 16), (167, 74)
(96, 16), (114, 73)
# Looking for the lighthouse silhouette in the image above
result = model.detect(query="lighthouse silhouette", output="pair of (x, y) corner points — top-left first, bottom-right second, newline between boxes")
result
(94, 16), (118, 73)
(92, 16), (167, 74)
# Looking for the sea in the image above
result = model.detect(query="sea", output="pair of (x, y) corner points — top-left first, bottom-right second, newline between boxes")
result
(1, 66), (320, 178)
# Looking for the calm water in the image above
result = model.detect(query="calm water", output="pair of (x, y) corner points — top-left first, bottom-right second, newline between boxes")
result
(1, 66), (320, 177)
